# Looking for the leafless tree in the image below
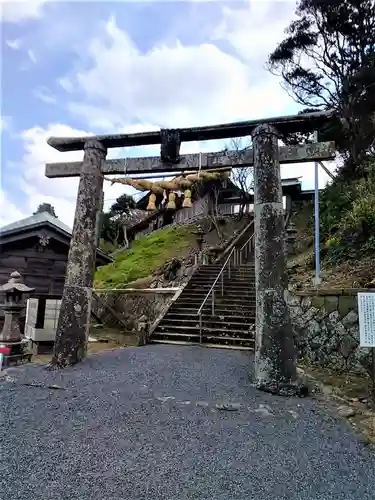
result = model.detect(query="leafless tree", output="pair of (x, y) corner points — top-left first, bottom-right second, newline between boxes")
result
(227, 137), (253, 219)
(208, 183), (224, 241)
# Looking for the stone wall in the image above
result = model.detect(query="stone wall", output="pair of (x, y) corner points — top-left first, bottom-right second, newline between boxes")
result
(92, 289), (178, 335)
(288, 288), (372, 375)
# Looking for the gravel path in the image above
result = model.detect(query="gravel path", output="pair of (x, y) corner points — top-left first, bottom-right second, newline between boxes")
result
(1, 345), (374, 500)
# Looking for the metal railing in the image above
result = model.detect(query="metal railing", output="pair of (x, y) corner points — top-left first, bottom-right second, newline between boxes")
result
(239, 230), (255, 265)
(196, 226), (255, 343)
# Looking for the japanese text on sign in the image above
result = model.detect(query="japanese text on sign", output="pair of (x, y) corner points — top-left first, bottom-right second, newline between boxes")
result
(358, 293), (375, 347)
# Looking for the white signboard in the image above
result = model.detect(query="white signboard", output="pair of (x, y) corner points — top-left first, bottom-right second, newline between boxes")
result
(358, 292), (375, 347)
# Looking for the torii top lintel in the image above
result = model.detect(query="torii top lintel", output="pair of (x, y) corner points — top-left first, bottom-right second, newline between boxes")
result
(47, 109), (336, 153)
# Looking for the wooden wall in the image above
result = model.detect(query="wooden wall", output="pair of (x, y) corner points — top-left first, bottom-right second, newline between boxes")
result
(174, 193), (210, 224)
(0, 235), (68, 295)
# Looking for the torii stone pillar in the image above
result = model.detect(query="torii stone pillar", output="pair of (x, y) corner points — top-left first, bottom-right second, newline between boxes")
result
(252, 124), (299, 395)
(51, 139), (107, 367)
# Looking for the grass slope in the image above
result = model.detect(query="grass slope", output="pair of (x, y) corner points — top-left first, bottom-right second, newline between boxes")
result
(94, 225), (196, 289)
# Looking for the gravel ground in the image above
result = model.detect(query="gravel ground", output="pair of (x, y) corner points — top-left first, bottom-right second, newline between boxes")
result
(1, 345), (374, 500)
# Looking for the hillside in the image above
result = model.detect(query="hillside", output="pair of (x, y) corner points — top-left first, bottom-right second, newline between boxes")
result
(94, 215), (252, 290)
(94, 225), (197, 290)
(289, 159), (375, 289)
(288, 251), (375, 289)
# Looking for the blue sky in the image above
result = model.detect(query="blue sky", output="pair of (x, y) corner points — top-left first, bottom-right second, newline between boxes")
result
(0, 0), (334, 227)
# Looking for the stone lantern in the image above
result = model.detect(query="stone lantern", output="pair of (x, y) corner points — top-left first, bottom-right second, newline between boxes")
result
(0, 271), (34, 366)
(193, 225), (205, 265)
(195, 225), (205, 250)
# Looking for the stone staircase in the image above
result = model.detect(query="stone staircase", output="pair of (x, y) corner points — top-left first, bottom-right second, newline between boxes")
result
(150, 261), (256, 350)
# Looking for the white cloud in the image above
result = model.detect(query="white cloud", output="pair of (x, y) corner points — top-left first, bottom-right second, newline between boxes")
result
(27, 49), (37, 64)
(211, 2), (297, 65)
(281, 161), (336, 191)
(5, 123), (174, 227)
(0, 116), (8, 132)
(0, 0), (50, 23)
(3, 3), (332, 229)
(33, 86), (57, 104)
(58, 77), (74, 93)
(0, 189), (27, 226)
(64, 14), (296, 131)
(4, 119), (334, 231)
(6, 38), (22, 50)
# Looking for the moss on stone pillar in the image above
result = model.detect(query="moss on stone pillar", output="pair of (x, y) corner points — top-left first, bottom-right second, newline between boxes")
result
(51, 139), (107, 368)
(252, 124), (302, 396)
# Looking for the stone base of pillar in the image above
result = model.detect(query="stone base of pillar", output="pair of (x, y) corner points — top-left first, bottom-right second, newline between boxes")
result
(51, 285), (91, 367)
(255, 380), (309, 397)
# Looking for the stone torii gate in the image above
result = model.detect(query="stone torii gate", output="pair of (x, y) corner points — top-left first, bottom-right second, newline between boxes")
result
(45, 110), (335, 394)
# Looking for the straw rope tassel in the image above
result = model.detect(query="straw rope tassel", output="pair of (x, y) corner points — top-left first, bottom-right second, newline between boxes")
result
(166, 192), (176, 210)
(147, 193), (156, 211)
(182, 188), (192, 208)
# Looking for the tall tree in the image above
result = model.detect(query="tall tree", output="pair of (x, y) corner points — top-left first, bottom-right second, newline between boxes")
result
(34, 203), (58, 218)
(268, 0), (375, 177)
(108, 193), (135, 217)
(100, 193), (136, 248)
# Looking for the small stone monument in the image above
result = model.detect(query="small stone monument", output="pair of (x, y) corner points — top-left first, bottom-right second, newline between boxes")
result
(192, 225), (205, 265)
(194, 225), (205, 251)
(0, 271), (34, 368)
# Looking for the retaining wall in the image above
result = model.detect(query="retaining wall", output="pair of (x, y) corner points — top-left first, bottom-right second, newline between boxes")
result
(288, 288), (372, 375)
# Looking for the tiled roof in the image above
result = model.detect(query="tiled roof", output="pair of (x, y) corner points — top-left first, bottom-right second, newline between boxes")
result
(0, 212), (72, 236)
(0, 212), (112, 261)
(121, 209), (150, 229)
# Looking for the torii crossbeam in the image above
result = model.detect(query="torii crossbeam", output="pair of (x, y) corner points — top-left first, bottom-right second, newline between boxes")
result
(47, 109), (335, 396)
(45, 141), (335, 178)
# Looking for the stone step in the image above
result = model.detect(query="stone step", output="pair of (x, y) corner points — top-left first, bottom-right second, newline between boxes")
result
(165, 312), (255, 321)
(189, 273), (256, 280)
(153, 324), (254, 335)
(149, 339), (254, 351)
(174, 299), (256, 309)
(168, 309), (254, 317)
(170, 298), (256, 308)
(159, 317), (254, 329)
(193, 268), (255, 274)
(198, 263), (255, 267)
(182, 288), (255, 297)
(195, 266), (255, 274)
(200, 263), (255, 267)
(168, 306), (255, 315)
(151, 328), (255, 340)
(191, 275), (255, 283)
(150, 331), (255, 348)
(191, 281), (255, 288)
(177, 288), (255, 301)
(195, 268), (255, 275)
(188, 280), (255, 287)
(186, 283), (255, 291)
(168, 306), (256, 316)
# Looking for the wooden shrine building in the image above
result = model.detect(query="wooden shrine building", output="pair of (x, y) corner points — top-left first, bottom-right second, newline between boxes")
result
(0, 211), (112, 296)
(125, 176), (317, 242)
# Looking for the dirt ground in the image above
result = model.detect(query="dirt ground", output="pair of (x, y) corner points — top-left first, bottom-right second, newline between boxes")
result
(10, 324), (375, 447)
(300, 363), (375, 445)
(31, 327), (140, 365)
(288, 251), (375, 289)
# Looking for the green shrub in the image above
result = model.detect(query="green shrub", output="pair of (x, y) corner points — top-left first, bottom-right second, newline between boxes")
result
(318, 157), (375, 262)
(326, 236), (340, 248)
(94, 225), (195, 289)
(319, 182), (354, 237)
